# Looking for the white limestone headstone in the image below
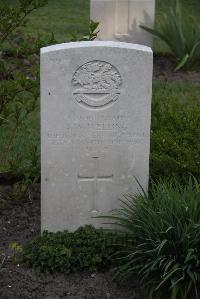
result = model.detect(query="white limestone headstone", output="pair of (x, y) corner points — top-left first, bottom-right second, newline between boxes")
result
(41, 41), (153, 232)
(90, 0), (155, 47)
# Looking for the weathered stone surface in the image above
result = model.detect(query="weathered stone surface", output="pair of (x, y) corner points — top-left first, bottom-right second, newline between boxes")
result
(90, 0), (155, 46)
(41, 41), (153, 232)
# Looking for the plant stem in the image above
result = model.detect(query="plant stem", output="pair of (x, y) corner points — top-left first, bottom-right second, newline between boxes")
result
(0, 122), (19, 167)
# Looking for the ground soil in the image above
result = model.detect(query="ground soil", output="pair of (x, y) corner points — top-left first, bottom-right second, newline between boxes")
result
(0, 192), (142, 299)
(153, 55), (200, 83)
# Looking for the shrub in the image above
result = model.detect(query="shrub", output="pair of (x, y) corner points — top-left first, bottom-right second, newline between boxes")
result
(101, 178), (200, 299)
(19, 225), (116, 273)
(0, 0), (51, 193)
(0, 0), (48, 46)
(151, 81), (200, 183)
(141, 0), (200, 70)
(0, 1), (99, 182)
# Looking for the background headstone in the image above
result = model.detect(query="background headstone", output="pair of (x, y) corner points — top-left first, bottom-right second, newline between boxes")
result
(41, 41), (153, 232)
(90, 0), (155, 47)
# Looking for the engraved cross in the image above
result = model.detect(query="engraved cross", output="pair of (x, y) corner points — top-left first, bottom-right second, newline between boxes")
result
(78, 156), (113, 213)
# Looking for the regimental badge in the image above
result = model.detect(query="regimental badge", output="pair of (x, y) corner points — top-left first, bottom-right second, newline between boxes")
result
(72, 60), (122, 110)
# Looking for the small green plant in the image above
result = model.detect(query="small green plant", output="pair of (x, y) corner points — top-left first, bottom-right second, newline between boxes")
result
(141, 0), (200, 70)
(70, 20), (99, 42)
(101, 178), (200, 299)
(9, 242), (23, 263)
(19, 225), (116, 273)
(0, 255), (6, 273)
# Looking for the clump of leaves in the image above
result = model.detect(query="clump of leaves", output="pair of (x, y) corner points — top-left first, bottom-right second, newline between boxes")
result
(101, 178), (200, 299)
(0, 0), (48, 46)
(141, 0), (200, 70)
(9, 243), (23, 263)
(19, 225), (117, 273)
(70, 20), (99, 42)
(0, 0), (53, 182)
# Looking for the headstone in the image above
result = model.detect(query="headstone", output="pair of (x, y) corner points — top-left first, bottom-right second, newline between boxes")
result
(90, 0), (155, 47)
(41, 41), (153, 232)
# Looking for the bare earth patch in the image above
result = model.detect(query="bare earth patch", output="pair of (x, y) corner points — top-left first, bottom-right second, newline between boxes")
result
(153, 55), (200, 83)
(0, 195), (142, 299)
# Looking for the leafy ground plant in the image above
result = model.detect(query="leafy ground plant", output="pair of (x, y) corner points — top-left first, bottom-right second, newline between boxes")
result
(69, 20), (99, 41)
(141, 0), (200, 70)
(100, 178), (200, 299)
(17, 225), (117, 273)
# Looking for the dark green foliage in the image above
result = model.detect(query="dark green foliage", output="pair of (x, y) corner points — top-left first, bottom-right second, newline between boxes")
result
(0, 1), (99, 180)
(20, 225), (116, 273)
(141, 0), (200, 70)
(0, 1), (50, 200)
(0, 0), (48, 46)
(0, 1), (100, 205)
(0, 32), (54, 182)
(100, 178), (200, 299)
(70, 20), (99, 42)
(150, 81), (200, 183)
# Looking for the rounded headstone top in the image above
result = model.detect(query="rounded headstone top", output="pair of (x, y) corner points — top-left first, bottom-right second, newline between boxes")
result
(41, 41), (152, 54)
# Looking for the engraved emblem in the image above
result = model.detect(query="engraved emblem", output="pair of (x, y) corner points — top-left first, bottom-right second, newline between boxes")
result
(72, 60), (122, 109)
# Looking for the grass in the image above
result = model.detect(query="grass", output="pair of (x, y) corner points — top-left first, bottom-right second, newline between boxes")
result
(24, 0), (90, 41)
(151, 81), (200, 182)
(1, 0), (90, 41)
(1, 0), (200, 52)
(153, 80), (200, 107)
